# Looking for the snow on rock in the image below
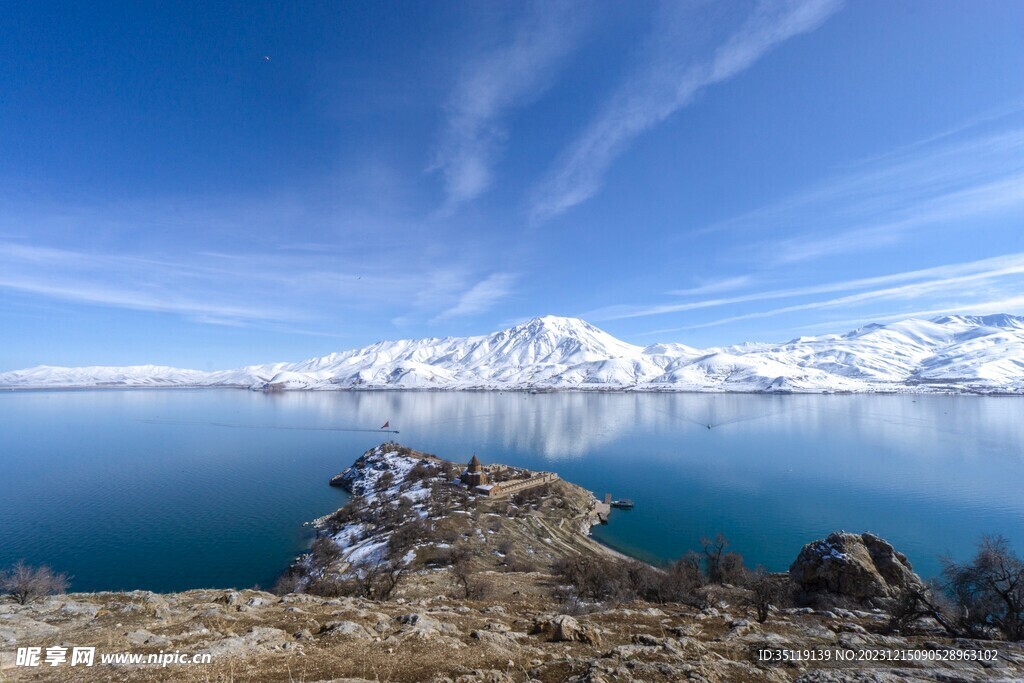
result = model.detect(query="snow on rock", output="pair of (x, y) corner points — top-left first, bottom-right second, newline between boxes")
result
(3, 314), (1024, 393)
(315, 443), (448, 576)
(789, 532), (924, 605)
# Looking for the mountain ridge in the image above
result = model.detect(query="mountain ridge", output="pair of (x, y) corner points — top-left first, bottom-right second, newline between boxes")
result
(3, 314), (1024, 393)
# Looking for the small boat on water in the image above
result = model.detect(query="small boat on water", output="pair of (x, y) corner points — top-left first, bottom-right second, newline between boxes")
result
(610, 498), (634, 509)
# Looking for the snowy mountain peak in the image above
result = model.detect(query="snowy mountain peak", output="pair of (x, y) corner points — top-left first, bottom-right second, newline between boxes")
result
(506, 315), (616, 340)
(931, 314), (1024, 329)
(2, 313), (1023, 393)
(499, 316), (641, 360)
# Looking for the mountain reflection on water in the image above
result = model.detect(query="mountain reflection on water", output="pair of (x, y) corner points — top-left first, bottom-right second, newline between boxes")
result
(0, 389), (1020, 591)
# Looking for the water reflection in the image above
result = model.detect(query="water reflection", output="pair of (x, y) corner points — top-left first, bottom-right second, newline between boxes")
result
(0, 389), (1021, 589)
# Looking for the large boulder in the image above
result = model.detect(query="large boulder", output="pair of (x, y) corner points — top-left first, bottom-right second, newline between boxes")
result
(199, 627), (290, 658)
(789, 532), (923, 605)
(531, 614), (600, 645)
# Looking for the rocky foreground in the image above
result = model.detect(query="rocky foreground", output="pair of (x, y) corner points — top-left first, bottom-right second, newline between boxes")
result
(1, 444), (1022, 682)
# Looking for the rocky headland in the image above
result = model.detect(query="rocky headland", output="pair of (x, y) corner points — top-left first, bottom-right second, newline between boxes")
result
(1, 443), (1022, 682)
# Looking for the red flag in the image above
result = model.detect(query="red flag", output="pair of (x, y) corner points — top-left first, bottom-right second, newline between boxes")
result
(381, 420), (389, 429)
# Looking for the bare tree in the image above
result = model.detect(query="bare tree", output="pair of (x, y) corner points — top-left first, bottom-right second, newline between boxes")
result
(699, 534), (727, 583)
(450, 544), (475, 599)
(669, 551), (706, 595)
(942, 535), (1024, 641)
(748, 567), (783, 623)
(272, 567), (303, 596)
(374, 563), (407, 601)
(884, 585), (931, 634)
(1, 561), (70, 605)
(310, 537), (342, 568)
(720, 552), (748, 586)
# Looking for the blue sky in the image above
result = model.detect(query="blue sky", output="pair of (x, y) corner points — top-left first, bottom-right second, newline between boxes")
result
(2, 0), (1023, 370)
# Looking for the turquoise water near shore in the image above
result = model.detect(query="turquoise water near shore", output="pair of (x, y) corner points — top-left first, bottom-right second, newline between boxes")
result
(1, 389), (1021, 592)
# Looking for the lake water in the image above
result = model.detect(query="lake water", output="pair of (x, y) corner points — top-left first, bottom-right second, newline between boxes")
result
(1, 389), (1021, 592)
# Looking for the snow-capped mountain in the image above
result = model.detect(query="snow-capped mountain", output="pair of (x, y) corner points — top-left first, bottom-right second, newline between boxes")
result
(3, 314), (1024, 393)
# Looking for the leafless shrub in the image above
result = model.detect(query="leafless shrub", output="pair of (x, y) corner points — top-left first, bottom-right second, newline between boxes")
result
(428, 482), (458, 517)
(272, 567), (304, 596)
(700, 534), (748, 585)
(669, 552), (707, 595)
(720, 552), (749, 586)
(701, 534), (726, 583)
(310, 537), (342, 568)
(940, 535), (1024, 641)
(324, 495), (369, 531)
(884, 585), (935, 634)
(1, 561), (70, 605)
(466, 576), (491, 600)
(450, 544), (476, 598)
(553, 555), (631, 602)
(504, 558), (540, 573)
(389, 518), (431, 555)
(407, 461), (439, 484)
(306, 574), (357, 598)
(748, 567), (784, 623)
(375, 470), (396, 493)
(367, 560), (408, 601)
(512, 485), (549, 507)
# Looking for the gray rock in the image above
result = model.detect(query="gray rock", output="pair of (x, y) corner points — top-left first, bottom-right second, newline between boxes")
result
(58, 600), (100, 617)
(531, 614), (600, 645)
(394, 612), (460, 639)
(632, 633), (661, 646)
(789, 532), (923, 604)
(320, 620), (374, 638)
(0, 615), (60, 643)
(199, 626), (289, 658)
(125, 629), (171, 647)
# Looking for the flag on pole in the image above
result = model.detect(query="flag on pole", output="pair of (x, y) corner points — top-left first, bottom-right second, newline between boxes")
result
(381, 420), (390, 429)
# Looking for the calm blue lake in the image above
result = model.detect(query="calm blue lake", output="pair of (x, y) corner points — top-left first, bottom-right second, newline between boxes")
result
(1, 389), (1021, 592)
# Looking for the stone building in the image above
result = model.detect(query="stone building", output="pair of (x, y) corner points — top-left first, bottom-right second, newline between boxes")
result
(460, 455), (489, 489)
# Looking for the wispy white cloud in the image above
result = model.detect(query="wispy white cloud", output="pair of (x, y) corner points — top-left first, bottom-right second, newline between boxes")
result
(430, 1), (585, 213)
(0, 238), (507, 334)
(529, 0), (842, 222)
(586, 252), (1024, 322)
(667, 275), (755, 297)
(772, 175), (1024, 263)
(431, 273), (518, 322)
(785, 298), (1024, 335)
(705, 126), (1024, 263)
(0, 166), (532, 333)
(840, 98), (1024, 170)
(0, 270), (293, 322)
(645, 256), (1024, 332)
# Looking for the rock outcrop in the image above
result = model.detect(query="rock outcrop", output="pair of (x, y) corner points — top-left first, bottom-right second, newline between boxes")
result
(6, 588), (1022, 682)
(789, 531), (924, 605)
(531, 614), (600, 645)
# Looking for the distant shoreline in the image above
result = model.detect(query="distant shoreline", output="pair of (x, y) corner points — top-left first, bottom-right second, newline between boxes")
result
(2, 384), (1021, 396)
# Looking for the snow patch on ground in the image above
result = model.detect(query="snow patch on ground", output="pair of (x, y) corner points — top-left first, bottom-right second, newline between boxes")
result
(314, 444), (449, 576)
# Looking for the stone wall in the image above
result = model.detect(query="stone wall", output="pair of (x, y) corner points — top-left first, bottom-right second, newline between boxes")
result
(487, 472), (558, 497)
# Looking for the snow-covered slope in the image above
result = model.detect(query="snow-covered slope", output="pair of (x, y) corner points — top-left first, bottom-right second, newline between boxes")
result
(3, 314), (1023, 393)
